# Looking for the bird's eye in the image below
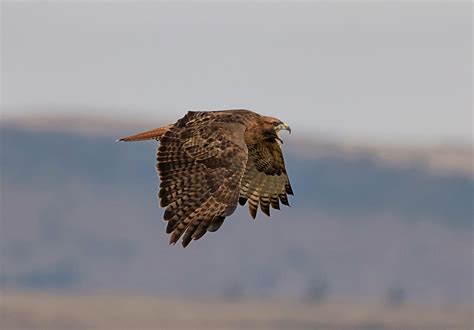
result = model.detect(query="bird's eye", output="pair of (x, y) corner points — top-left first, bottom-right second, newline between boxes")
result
(273, 122), (280, 127)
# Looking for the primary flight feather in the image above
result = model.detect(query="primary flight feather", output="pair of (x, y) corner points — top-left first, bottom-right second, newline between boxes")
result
(119, 109), (293, 247)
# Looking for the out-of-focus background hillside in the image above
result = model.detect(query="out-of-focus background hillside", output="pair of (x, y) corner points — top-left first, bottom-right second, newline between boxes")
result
(1, 1), (472, 329)
(2, 116), (472, 300)
(1, 117), (472, 329)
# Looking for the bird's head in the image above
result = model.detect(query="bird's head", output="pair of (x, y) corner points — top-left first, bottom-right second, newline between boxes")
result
(262, 116), (291, 134)
(261, 115), (291, 143)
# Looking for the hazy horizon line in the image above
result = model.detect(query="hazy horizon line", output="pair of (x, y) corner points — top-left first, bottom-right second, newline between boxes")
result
(2, 105), (472, 148)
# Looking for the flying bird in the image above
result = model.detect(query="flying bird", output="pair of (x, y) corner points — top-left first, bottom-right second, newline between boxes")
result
(119, 109), (293, 247)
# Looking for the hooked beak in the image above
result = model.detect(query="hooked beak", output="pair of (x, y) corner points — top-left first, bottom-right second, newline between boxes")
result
(278, 122), (291, 134)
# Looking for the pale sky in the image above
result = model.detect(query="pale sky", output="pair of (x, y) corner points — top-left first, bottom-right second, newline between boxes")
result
(1, 1), (472, 143)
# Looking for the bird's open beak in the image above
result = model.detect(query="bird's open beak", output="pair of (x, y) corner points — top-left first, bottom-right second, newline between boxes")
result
(279, 122), (291, 134)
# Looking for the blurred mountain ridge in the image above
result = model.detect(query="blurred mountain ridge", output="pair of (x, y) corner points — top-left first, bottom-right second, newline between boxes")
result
(1, 116), (472, 303)
(3, 113), (472, 177)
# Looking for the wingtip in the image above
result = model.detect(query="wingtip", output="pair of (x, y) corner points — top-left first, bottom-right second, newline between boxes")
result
(181, 240), (190, 248)
(238, 197), (247, 206)
(261, 207), (270, 217)
(249, 207), (257, 220)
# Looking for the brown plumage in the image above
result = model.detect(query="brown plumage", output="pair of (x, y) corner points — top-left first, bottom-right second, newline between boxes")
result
(119, 109), (293, 247)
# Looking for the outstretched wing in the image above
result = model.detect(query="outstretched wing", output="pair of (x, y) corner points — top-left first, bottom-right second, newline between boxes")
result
(157, 112), (248, 247)
(239, 140), (293, 218)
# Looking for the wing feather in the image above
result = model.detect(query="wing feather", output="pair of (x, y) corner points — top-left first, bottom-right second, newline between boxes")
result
(239, 140), (293, 219)
(157, 112), (248, 247)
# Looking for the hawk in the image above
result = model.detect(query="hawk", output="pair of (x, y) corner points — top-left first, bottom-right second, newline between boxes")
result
(119, 109), (293, 247)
